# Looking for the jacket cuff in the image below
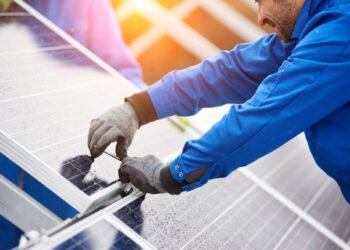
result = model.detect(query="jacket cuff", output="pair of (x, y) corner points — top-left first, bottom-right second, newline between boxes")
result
(160, 167), (184, 195)
(125, 91), (158, 127)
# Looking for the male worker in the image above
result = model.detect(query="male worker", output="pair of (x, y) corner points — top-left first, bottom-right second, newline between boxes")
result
(88, 0), (350, 202)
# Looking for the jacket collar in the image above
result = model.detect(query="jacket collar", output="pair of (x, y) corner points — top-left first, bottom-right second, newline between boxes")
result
(291, 0), (330, 39)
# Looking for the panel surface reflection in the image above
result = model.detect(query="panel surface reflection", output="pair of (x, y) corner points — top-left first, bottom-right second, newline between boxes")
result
(53, 219), (140, 250)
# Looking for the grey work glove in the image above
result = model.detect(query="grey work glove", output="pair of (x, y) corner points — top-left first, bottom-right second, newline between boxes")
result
(119, 155), (167, 194)
(88, 103), (138, 159)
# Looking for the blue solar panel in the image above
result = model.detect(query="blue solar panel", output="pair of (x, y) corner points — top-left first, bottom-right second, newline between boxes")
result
(1, 1), (349, 249)
(53, 219), (141, 250)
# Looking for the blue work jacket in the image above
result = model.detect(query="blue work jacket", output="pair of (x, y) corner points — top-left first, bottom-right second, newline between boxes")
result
(148, 0), (350, 202)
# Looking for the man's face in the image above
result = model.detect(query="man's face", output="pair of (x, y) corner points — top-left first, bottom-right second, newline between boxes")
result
(256, 0), (305, 43)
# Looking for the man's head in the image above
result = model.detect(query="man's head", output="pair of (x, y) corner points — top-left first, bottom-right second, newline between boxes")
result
(256, 0), (306, 43)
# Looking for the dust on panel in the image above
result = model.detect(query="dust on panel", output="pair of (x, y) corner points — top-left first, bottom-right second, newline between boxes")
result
(114, 171), (256, 249)
(0, 3), (191, 197)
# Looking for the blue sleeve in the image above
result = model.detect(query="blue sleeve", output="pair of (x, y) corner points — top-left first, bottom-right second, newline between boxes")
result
(147, 34), (287, 118)
(169, 12), (350, 190)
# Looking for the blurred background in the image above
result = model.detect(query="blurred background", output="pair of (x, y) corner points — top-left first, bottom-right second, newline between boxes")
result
(110, 0), (273, 85)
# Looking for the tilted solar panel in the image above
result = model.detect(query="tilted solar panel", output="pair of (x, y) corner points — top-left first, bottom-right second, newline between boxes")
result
(0, 0), (191, 212)
(1, 1), (350, 249)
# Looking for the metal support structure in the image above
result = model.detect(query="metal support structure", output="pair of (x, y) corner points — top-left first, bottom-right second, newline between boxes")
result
(0, 175), (61, 232)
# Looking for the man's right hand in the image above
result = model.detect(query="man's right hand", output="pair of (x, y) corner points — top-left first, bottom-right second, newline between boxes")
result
(88, 102), (139, 159)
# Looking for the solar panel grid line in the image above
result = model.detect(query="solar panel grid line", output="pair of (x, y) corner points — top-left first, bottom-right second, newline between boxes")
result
(316, 193), (350, 240)
(183, 121), (349, 248)
(240, 168), (350, 250)
(127, 24), (166, 58)
(24, 129), (86, 152)
(2, 84), (121, 126)
(0, 12), (28, 16)
(261, 152), (321, 207)
(31, 133), (86, 153)
(306, 181), (350, 241)
(105, 214), (157, 250)
(161, 139), (296, 248)
(280, 223), (334, 250)
(171, 151), (294, 244)
(1, 73), (131, 197)
(14, 125), (85, 153)
(0, 59), (101, 83)
(62, 218), (113, 250)
(272, 179), (332, 249)
(119, 0), (264, 60)
(104, 190), (145, 216)
(0, 78), (97, 100)
(60, 217), (142, 250)
(276, 222), (337, 250)
(257, 208), (299, 249)
(131, 0), (219, 60)
(111, 154), (325, 250)
(109, 173), (250, 248)
(3, 86), (128, 151)
(237, 189), (304, 249)
(0, 44), (73, 56)
(4, 0), (348, 249)
(219, 192), (289, 249)
(245, 142), (304, 181)
(1, 56), (91, 79)
(31, 209), (108, 249)
(163, 180), (247, 248)
(346, 225), (350, 245)
(9, 121), (86, 151)
(179, 182), (260, 249)
(0, 63), (100, 88)
(117, 0), (201, 58)
(196, 0), (266, 42)
(339, 212), (350, 245)
(0, 2), (195, 235)
(0, 131), (91, 211)
(215, 159), (314, 249)
(182, 188), (296, 250)
(218, 190), (277, 248)
(0, 51), (101, 77)
(14, 0), (139, 88)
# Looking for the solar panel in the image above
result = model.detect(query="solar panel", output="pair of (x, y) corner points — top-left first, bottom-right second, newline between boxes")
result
(41, 143), (348, 249)
(108, 140), (349, 249)
(2, 1), (350, 249)
(183, 108), (350, 247)
(0, 0), (191, 212)
(53, 219), (141, 250)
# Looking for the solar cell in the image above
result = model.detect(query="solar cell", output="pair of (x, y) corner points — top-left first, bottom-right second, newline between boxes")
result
(2, 1), (350, 249)
(184, 103), (350, 247)
(0, 1), (192, 211)
(52, 219), (141, 250)
(308, 180), (350, 242)
(275, 220), (341, 250)
(0, 15), (68, 54)
(112, 179), (342, 250)
(113, 172), (254, 248)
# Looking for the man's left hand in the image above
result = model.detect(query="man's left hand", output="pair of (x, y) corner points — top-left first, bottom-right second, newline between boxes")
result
(119, 155), (167, 194)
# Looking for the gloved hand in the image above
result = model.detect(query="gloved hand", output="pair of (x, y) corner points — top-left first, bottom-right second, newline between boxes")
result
(119, 155), (167, 194)
(88, 103), (138, 159)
